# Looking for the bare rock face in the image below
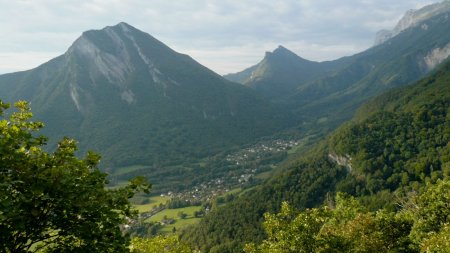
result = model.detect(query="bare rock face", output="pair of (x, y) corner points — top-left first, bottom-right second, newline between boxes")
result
(328, 153), (352, 172)
(374, 29), (393, 46)
(64, 22), (185, 107)
(374, 1), (450, 46)
(67, 28), (134, 85)
(424, 42), (450, 71)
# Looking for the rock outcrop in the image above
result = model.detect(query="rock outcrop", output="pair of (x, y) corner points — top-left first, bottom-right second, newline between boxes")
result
(374, 1), (450, 46)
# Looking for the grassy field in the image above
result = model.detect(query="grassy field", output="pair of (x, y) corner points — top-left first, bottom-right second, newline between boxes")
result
(131, 185), (257, 234)
(134, 195), (170, 213)
(147, 205), (203, 234)
(132, 195), (203, 234)
(159, 216), (201, 233)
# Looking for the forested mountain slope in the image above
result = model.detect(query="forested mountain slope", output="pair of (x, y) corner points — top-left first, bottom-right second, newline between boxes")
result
(181, 60), (450, 253)
(0, 23), (294, 181)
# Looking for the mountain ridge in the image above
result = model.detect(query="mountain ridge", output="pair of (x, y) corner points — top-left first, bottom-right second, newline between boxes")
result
(0, 23), (295, 190)
(226, 4), (450, 135)
(374, 0), (450, 45)
(224, 45), (336, 101)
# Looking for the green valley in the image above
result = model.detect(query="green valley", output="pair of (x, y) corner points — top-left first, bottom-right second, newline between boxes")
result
(180, 57), (450, 253)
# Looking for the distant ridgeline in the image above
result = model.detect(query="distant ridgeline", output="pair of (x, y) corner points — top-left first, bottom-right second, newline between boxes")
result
(181, 60), (450, 253)
(225, 1), (450, 130)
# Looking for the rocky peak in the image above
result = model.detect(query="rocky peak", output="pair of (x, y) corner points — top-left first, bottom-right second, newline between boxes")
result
(63, 22), (186, 108)
(65, 24), (135, 86)
(264, 45), (313, 65)
(374, 1), (450, 45)
(272, 45), (294, 55)
(66, 22), (178, 88)
(266, 45), (300, 59)
(66, 22), (172, 63)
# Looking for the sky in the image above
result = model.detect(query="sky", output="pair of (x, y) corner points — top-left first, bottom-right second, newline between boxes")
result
(0, 0), (441, 75)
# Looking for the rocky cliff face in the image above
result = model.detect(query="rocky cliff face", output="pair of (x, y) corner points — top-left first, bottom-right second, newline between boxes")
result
(328, 153), (353, 172)
(423, 42), (450, 71)
(374, 1), (450, 46)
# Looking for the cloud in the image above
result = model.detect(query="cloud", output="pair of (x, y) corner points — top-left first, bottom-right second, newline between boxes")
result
(0, 52), (59, 74)
(0, 0), (443, 74)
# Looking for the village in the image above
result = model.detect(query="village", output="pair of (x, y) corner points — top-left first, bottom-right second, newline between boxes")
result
(134, 138), (301, 230)
(160, 139), (300, 203)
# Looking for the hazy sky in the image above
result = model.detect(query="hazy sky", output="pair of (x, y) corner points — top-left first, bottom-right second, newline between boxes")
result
(0, 0), (440, 75)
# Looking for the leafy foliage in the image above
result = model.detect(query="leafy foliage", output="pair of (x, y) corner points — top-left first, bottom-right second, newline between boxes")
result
(329, 63), (450, 208)
(410, 180), (450, 249)
(0, 101), (150, 252)
(131, 236), (195, 253)
(246, 181), (450, 253)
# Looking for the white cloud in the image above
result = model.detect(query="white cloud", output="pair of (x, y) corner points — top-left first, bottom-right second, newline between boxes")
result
(0, 52), (59, 74)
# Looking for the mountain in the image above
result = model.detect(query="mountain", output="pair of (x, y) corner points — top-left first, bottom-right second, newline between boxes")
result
(0, 23), (294, 187)
(227, 3), (450, 133)
(291, 9), (450, 123)
(374, 0), (450, 45)
(181, 58), (450, 253)
(327, 61), (450, 193)
(224, 46), (338, 101)
(184, 6), (450, 250)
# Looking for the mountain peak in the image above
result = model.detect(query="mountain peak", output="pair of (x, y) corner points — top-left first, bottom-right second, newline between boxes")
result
(273, 45), (290, 53)
(115, 21), (133, 29)
(66, 22), (182, 92)
(374, 1), (450, 45)
(103, 22), (138, 34)
(267, 45), (297, 57)
(224, 45), (327, 99)
(70, 22), (166, 56)
(264, 45), (311, 63)
(65, 23), (144, 88)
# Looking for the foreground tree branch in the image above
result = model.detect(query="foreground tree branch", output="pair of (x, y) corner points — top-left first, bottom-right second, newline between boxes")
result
(0, 100), (151, 252)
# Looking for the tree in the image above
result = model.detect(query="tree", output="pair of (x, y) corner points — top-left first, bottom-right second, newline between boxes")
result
(420, 223), (450, 252)
(410, 180), (450, 251)
(0, 100), (151, 252)
(245, 193), (417, 253)
(131, 236), (195, 253)
(244, 201), (330, 253)
(178, 211), (188, 219)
